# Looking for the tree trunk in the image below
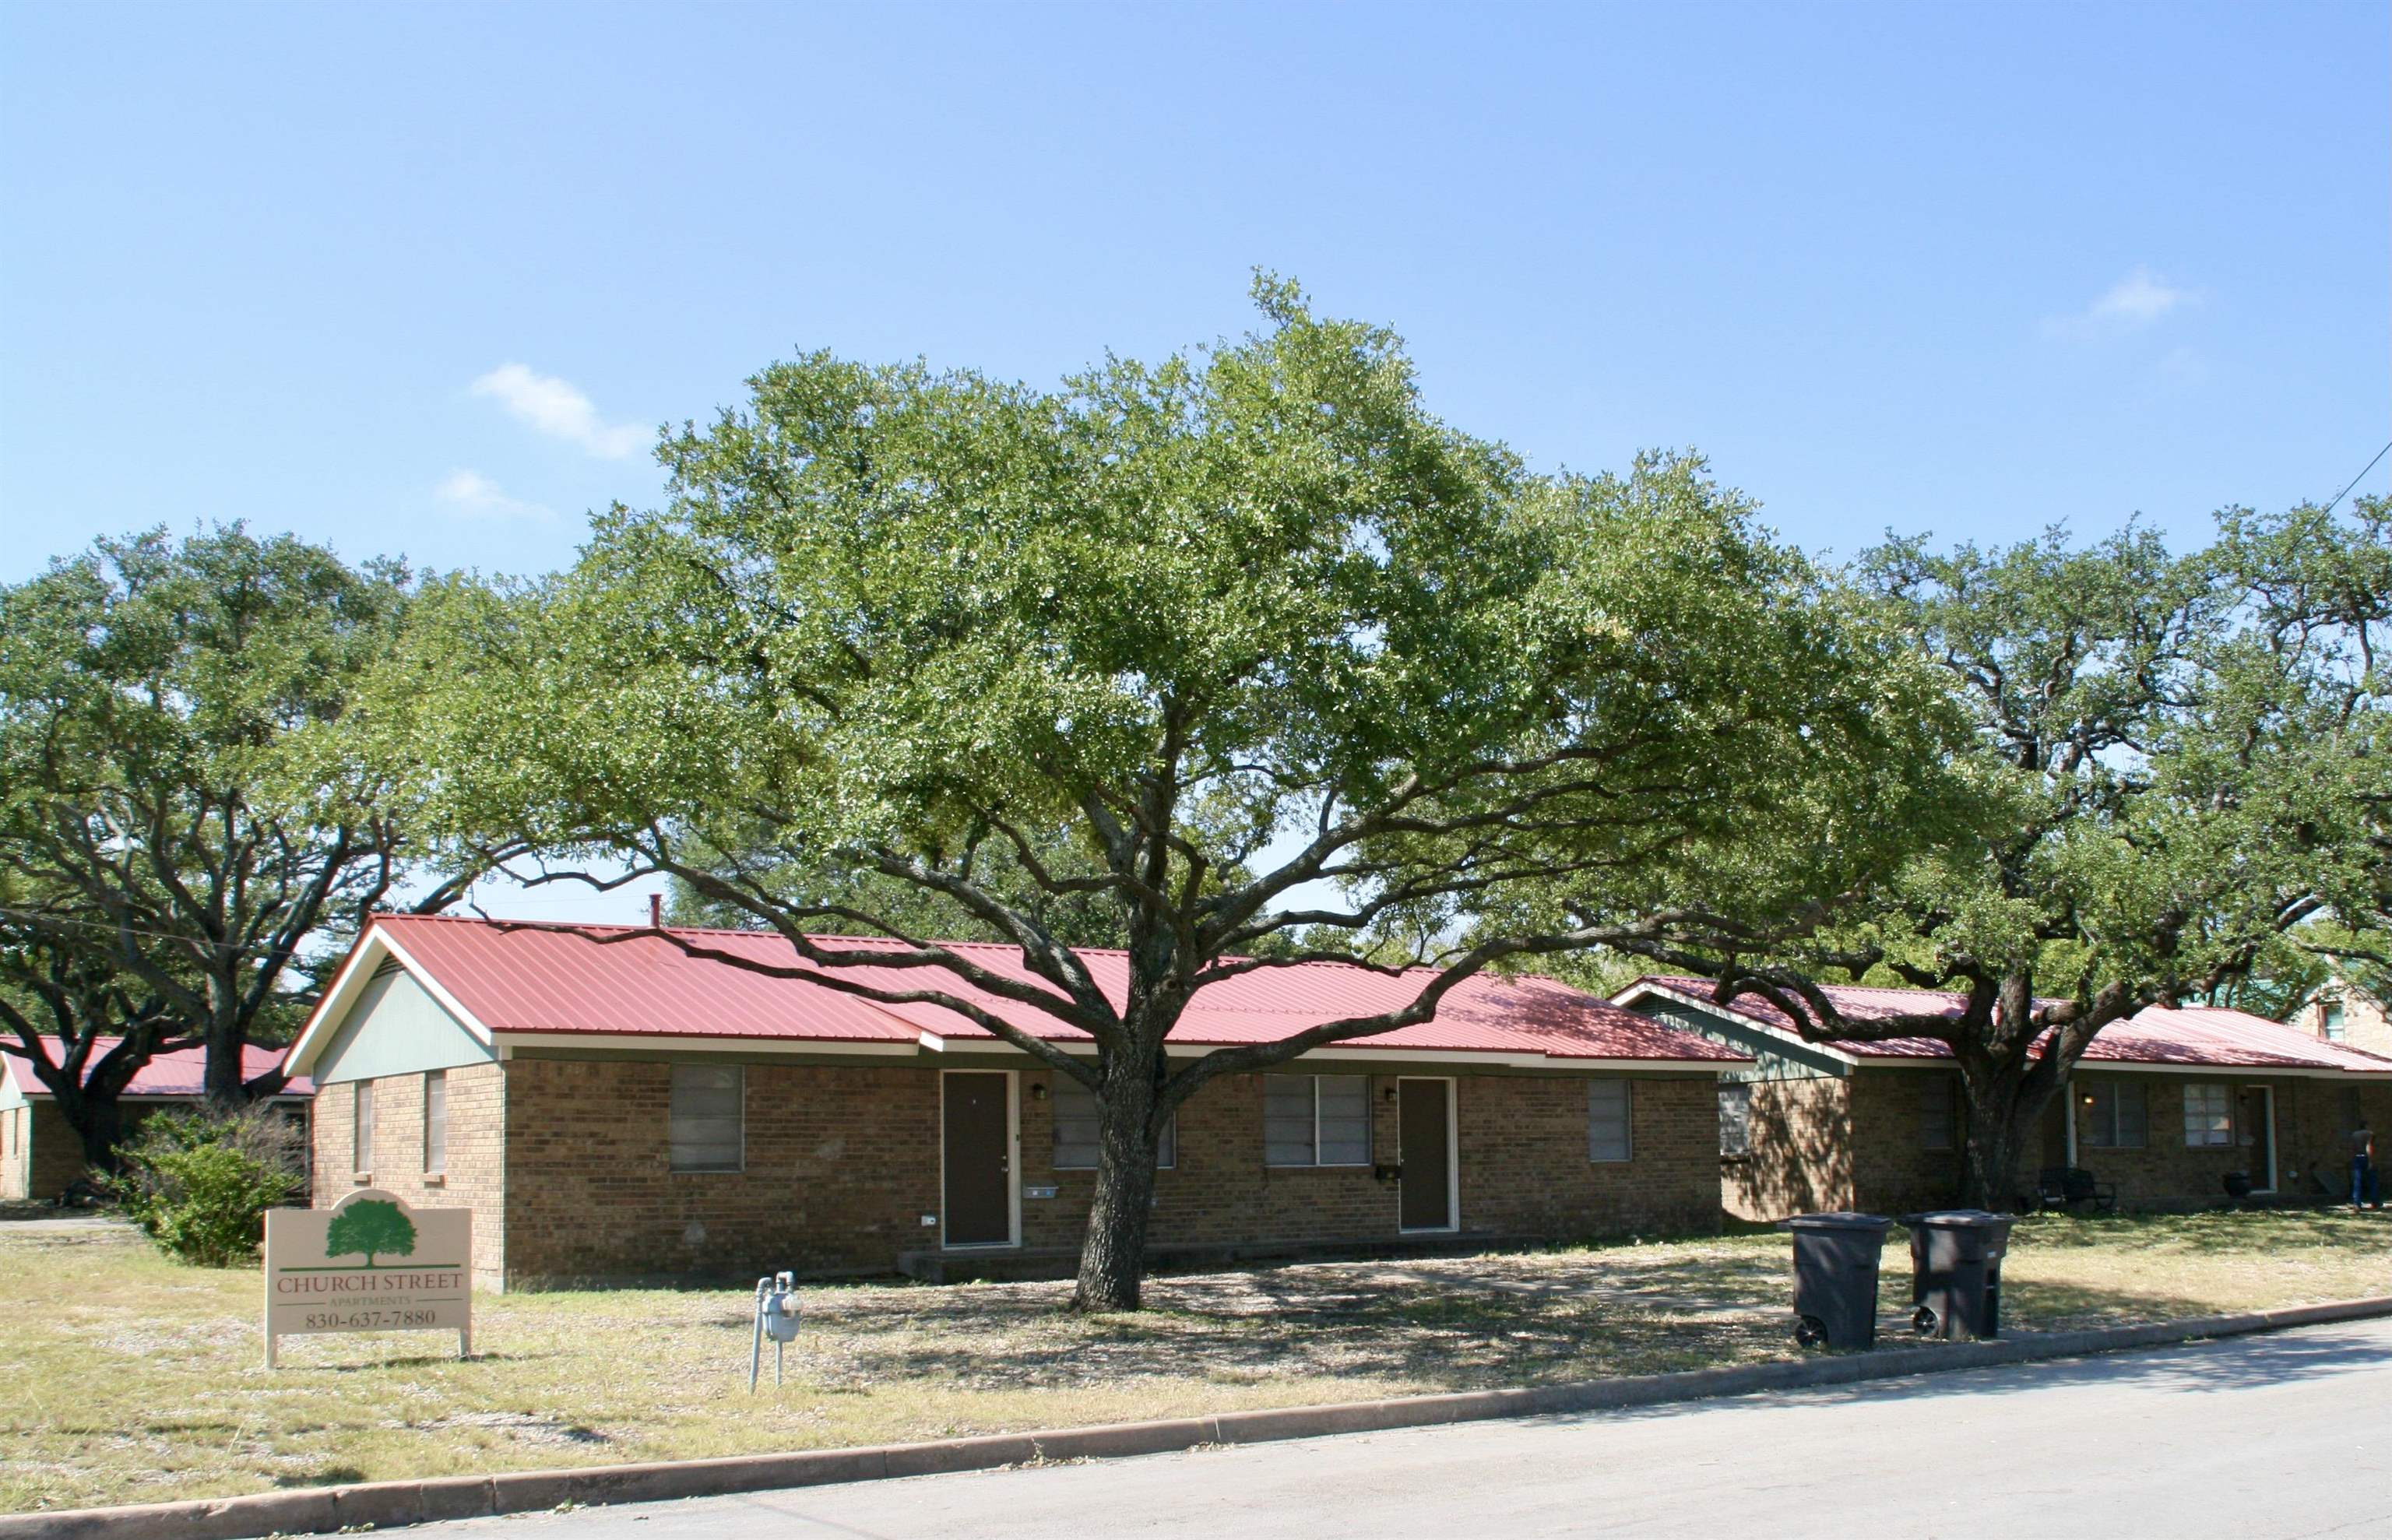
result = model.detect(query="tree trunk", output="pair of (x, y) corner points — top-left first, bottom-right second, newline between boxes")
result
(1954, 1052), (2060, 1211)
(203, 993), (247, 1113)
(1072, 1054), (1164, 1313)
(68, 1093), (126, 1179)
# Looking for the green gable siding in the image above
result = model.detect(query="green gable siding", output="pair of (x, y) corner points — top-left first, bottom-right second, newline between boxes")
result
(1627, 995), (1849, 1081)
(312, 962), (494, 1085)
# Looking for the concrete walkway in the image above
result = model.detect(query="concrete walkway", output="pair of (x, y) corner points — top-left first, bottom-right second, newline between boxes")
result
(404, 1316), (2392, 1538)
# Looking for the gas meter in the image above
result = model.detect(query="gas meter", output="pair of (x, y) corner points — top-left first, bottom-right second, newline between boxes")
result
(749, 1271), (800, 1390)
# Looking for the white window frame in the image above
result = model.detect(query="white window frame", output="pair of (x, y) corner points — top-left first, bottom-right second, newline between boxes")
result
(2183, 1081), (2233, 1148)
(2322, 999), (2346, 1042)
(352, 1080), (375, 1174)
(669, 1061), (746, 1174)
(1263, 1074), (1373, 1168)
(422, 1068), (448, 1176)
(1048, 1076), (1175, 1171)
(1588, 1078), (1634, 1163)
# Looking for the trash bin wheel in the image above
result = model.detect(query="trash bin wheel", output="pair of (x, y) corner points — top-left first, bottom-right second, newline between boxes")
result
(1912, 1305), (1940, 1335)
(1795, 1314), (1828, 1348)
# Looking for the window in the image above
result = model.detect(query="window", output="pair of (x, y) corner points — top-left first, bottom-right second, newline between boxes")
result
(1716, 1083), (1752, 1157)
(2323, 1000), (2346, 1042)
(670, 1063), (744, 1173)
(1919, 1075), (1958, 1151)
(1263, 1075), (1370, 1166)
(2080, 1080), (2146, 1149)
(422, 1069), (448, 1175)
(2183, 1082), (2232, 1148)
(352, 1080), (375, 1173)
(1588, 1078), (1634, 1162)
(1050, 1078), (1174, 1170)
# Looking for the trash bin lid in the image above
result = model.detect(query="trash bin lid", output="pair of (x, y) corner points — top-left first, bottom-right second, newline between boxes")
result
(1780, 1211), (1893, 1232)
(1915, 1208), (2015, 1229)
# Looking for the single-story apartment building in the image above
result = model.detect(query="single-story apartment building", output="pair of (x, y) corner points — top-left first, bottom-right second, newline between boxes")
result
(0, 1039), (313, 1201)
(1612, 976), (2392, 1219)
(280, 914), (1753, 1291)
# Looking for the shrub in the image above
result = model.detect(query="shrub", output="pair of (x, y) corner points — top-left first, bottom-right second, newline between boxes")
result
(110, 1109), (306, 1267)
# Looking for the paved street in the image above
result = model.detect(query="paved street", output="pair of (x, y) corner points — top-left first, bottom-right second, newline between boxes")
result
(413, 1318), (2392, 1538)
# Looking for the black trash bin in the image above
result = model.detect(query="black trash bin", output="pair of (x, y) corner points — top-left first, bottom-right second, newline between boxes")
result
(1901, 1210), (2017, 1340)
(1781, 1212), (1892, 1349)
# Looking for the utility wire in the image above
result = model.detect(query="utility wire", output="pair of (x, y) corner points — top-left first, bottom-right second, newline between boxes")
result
(2322, 440), (2390, 516)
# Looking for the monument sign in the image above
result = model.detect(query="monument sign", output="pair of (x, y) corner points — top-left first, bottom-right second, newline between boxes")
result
(262, 1188), (473, 1366)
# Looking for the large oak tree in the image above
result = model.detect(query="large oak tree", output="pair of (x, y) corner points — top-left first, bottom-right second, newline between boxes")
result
(0, 527), (494, 1166)
(1619, 503), (2390, 1207)
(394, 280), (1949, 1309)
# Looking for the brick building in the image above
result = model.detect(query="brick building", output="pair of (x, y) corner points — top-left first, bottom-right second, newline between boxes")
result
(0, 1040), (312, 1201)
(281, 916), (1749, 1291)
(1614, 976), (2392, 1220)
(2287, 978), (2392, 1060)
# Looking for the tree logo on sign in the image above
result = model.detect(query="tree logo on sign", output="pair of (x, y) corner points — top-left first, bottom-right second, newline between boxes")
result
(324, 1199), (417, 1268)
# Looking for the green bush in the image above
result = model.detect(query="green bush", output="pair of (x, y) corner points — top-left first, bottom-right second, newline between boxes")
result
(110, 1109), (305, 1267)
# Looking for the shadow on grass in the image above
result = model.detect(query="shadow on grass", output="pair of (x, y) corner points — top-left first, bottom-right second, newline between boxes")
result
(783, 1238), (2277, 1398)
(274, 1466), (367, 1488)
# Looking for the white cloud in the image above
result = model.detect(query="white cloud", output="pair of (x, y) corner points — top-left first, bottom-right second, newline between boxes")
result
(2043, 267), (2201, 337)
(2087, 267), (2196, 325)
(469, 363), (647, 459)
(435, 469), (554, 521)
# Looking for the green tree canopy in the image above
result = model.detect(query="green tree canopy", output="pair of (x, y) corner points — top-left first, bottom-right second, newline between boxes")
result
(0, 526), (503, 1163)
(1617, 500), (2392, 1204)
(392, 279), (1954, 1308)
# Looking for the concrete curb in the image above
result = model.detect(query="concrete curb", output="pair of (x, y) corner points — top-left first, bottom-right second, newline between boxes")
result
(9, 1294), (2389, 1540)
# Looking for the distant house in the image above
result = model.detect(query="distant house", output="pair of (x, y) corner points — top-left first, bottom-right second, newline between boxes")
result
(1610, 976), (2392, 1219)
(2287, 976), (2392, 1060)
(279, 914), (1752, 1291)
(0, 1039), (313, 1201)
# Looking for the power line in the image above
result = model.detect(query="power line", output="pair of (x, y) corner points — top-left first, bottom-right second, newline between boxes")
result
(2322, 440), (2390, 516)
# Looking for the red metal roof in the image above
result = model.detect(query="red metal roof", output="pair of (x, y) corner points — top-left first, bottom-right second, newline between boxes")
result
(2, 1037), (313, 1098)
(362, 915), (1747, 1064)
(1627, 976), (2392, 1075)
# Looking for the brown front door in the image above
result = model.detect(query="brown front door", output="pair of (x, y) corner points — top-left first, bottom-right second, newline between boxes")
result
(942, 1072), (1011, 1246)
(1398, 1078), (1454, 1231)
(2237, 1085), (2275, 1192)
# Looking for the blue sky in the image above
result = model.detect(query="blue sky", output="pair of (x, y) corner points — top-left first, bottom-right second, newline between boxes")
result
(4, 2), (2385, 919)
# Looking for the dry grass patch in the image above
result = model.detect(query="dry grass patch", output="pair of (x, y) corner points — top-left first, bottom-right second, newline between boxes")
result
(2, 1208), (2384, 1514)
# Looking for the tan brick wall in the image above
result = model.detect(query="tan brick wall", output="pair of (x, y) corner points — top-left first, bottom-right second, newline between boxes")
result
(501, 1058), (943, 1286)
(1, 1104), (26, 1200)
(1015, 1069), (1398, 1250)
(1722, 1076), (1854, 1221)
(1456, 1074), (1720, 1235)
(1014, 1071), (1720, 1250)
(7, 1102), (96, 1200)
(311, 1064), (505, 1289)
(2, 1102), (71, 1200)
(1849, 1071), (1969, 1215)
(494, 1058), (1725, 1286)
(2069, 1071), (2392, 1207)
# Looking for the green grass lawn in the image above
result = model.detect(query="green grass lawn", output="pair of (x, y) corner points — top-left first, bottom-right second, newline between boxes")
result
(3, 1208), (2385, 1514)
